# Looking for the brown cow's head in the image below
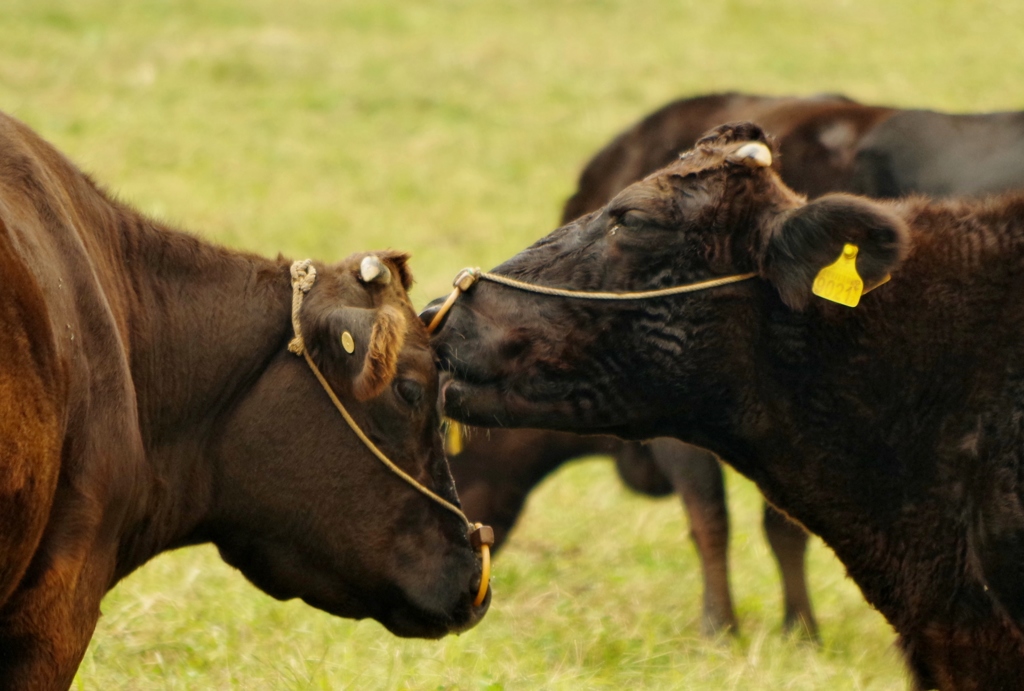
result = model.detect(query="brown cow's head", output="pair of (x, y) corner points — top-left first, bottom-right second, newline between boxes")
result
(212, 251), (488, 638)
(425, 122), (909, 442)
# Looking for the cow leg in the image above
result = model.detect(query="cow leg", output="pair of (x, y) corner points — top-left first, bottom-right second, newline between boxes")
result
(649, 439), (738, 635)
(899, 613), (1024, 691)
(0, 343), (63, 608)
(0, 447), (112, 690)
(762, 502), (819, 639)
(0, 339), (82, 687)
(900, 638), (939, 691)
(0, 538), (111, 690)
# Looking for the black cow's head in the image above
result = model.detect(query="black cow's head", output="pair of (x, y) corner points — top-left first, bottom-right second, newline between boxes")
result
(212, 252), (488, 639)
(425, 122), (909, 443)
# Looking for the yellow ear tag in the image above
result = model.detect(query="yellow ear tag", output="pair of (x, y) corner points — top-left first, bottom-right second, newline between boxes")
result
(812, 243), (864, 308)
(341, 331), (355, 354)
(446, 419), (463, 456)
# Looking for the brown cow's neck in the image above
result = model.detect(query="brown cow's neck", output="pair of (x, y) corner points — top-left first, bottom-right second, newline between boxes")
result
(110, 205), (293, 580)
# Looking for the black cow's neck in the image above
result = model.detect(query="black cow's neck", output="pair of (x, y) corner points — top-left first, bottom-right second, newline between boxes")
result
(673, 195), (1024, 630)
(112, 209), (293, 579)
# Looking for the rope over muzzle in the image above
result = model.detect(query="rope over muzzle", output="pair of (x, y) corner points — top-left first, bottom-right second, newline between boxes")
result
(426, 268), (481, 334)
(425, 265), (757, 335)
(289, 259), (492, 607)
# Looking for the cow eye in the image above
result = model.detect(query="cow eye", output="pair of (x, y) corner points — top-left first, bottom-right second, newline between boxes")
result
(395, 379), (424, 407)
(618, 209), (657, 229)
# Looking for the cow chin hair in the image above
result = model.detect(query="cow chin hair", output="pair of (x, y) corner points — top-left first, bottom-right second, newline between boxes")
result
(760, 193), (910, 310)
(353, 305), (407, 401)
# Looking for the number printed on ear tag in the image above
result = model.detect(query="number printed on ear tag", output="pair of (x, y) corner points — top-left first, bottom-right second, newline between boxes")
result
(812, 243), (864, 308)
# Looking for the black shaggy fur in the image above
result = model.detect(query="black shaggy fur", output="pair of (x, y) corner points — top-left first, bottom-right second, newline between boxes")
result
(433, 121), (1024, 690)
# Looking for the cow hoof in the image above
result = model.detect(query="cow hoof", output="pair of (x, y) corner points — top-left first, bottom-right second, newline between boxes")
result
(782, 613), (821, 645)
(700, 614), (739, 639)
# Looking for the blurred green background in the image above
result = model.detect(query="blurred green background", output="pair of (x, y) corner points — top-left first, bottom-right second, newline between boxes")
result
(2, 0), (1022, 688)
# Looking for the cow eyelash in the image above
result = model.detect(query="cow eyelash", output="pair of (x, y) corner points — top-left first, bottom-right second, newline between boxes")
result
(395, 379), (425, 407)
(616, 210), (651, 228)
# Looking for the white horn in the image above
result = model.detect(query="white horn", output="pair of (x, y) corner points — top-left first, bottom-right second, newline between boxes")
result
(729, 141), (773, 168)
(359, 255), (392, 284)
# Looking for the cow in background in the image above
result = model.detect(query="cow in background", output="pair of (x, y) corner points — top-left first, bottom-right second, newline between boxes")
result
(563, 92), (1024, 220)
(562, 91), (896, 221)
(852, 109), (1024, 198)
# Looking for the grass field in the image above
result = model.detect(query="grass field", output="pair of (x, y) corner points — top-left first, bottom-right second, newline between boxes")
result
(2, 0), (1023, 688)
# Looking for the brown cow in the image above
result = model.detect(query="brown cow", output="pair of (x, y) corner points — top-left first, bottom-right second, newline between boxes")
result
(428, 122), (1024, 689)
(0, 111), (488, 690)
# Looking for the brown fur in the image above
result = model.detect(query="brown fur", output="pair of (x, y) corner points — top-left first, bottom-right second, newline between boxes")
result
(0, 111), (486, 690)
(354, 304), (407, 400)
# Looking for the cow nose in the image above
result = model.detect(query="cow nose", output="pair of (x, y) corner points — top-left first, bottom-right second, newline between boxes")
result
(419, 297), (447, 331)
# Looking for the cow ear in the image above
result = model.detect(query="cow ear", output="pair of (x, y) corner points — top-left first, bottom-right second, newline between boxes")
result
(376, 250), (414, 291)
(311, 304), (407, 401)
(759, 194), (910, 310)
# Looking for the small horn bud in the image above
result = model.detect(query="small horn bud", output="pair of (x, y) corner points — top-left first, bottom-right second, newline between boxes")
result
(728, 141), (773, 168)
(360, 255), (392, 285)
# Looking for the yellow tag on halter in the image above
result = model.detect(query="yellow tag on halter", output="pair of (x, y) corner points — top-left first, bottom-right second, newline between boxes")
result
(812, 243), (864, 308)
(446, 420), (463, 456)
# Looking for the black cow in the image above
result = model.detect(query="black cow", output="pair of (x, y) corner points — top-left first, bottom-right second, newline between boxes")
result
(449, 91), (903, 638)
(0, 111), (488, 690)
(428, 122), (1024, 689)
(452, 92), (1024, 641)
(852, 109), (1024, 199)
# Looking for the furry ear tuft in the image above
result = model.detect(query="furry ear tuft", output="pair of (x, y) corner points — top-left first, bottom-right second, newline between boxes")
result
(352, 305), (407, 401)
(308, 301), (409, 400)
(760, 194), (909, 310)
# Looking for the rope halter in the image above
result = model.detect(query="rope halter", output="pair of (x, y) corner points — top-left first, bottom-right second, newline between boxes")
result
(288, 260), (492, 607)
(425, 266), (757, 334)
